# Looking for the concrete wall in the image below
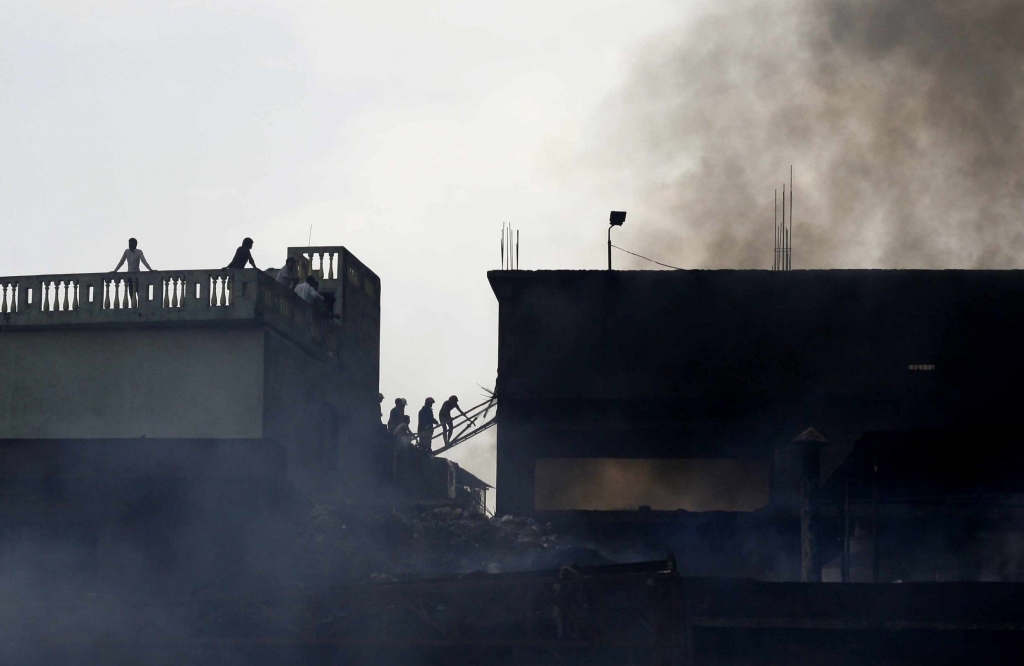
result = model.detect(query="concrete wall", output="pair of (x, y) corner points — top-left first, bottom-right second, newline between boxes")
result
(0, 326), (265, 439)
(263, 328), (345, 491)
(489, 269), (1024, 515)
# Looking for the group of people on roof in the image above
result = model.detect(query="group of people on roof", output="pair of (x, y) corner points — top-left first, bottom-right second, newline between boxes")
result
(112, 236), (335, 316)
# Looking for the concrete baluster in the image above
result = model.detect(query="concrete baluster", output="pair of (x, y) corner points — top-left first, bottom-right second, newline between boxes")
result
(0, 283), (7, 313)
(102, 280), (109, 309)
(328, 252), (335, 280)
(224, 274), (232, 306)
(59, 281), (68, 311)
(41, 280), (50, 312)
(74, 282), (80, 310)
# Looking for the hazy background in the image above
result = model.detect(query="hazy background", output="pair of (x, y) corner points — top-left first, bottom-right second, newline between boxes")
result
(0, 0), (690, 492)
(5, 0), (1024, 496)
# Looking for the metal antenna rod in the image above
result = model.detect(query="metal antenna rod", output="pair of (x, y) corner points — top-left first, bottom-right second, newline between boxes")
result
(774, 189), (778, 270)
(516, 230), (519, 270)
(782, 184), (786, 271)
(789, 165), (794, 270)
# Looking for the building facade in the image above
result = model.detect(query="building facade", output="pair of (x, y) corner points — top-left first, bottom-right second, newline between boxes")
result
(488, 269), (1024, 518)
(0, 247), (381, 496)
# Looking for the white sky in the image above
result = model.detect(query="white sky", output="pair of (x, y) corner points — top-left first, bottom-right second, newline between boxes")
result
(0, 0), (699, 490)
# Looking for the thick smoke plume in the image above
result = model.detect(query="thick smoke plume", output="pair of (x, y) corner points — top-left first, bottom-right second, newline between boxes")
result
(600, 0), (1024, 269)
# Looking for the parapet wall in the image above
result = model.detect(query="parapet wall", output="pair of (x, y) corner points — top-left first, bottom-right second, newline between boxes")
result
(0, 269), (345, 363)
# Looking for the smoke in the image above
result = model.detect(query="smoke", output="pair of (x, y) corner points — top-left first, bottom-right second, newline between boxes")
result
(597, 0), (1024, 269)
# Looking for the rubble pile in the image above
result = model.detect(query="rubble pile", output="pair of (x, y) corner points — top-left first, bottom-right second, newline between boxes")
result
(294, 505), (607, 583)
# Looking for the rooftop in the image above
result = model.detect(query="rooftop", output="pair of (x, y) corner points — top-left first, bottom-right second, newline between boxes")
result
(0, 256), (370, 363)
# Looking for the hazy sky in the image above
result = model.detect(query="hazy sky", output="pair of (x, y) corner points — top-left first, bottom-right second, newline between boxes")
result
(1, 1), (695, 489)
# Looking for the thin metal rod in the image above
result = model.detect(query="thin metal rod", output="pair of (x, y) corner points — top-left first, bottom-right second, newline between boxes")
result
(872, 451), (881, 584)
(774, 189), (778, 270)
(516, 230), (519, 270)
(500, 224), (504, 269)
(789, 165), (794, 270)
(843, 474), (851, 583)
(602, 224), (610, 268)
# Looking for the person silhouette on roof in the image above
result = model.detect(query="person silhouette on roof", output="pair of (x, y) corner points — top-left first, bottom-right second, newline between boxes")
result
(225, 238), (258, 270)
(113, 238), (154, 273)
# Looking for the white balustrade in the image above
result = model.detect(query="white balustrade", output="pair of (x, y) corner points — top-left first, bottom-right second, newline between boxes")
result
(209, 273), (232, 307)
(161, 277), (187, 308)
(102, 277), (137, 310)
(38, 278), (80, 312)
(291, 248), (339, 281)
(0, 281), (17, 314)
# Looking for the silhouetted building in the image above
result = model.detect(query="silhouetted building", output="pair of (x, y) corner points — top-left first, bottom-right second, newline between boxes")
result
(0, 247), (380, 499)
(489, 269), (1024, 577)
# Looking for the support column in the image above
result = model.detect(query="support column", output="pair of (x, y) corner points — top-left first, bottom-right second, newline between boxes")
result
(773, 427), (827, 582)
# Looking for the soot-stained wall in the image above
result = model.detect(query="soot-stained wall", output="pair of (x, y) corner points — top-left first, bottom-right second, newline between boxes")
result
(489, 269), (1024, 515)
(0, 327), (265, 440)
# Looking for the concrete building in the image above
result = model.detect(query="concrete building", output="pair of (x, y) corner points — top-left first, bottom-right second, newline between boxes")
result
(488, 269), (1024, 578)
(0, 246), (380, 497)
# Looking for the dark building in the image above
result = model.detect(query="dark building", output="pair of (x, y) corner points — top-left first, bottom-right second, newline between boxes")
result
(818, 427), (1024, 583)
(488, 269), (1024, 522)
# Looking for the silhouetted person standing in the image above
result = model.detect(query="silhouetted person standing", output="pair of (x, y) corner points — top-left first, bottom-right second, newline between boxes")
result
(387, 398), (407, 434)
(440, 395), (473, 446)
(225, 237), (258, 270)
(294, 276), (324, 305)
(417, 398), (439, 452)
(393, 415), (414, 447)
(114, 238), (155, 273)
(113, 238), (154, 306)
(276, 256), (298, 288)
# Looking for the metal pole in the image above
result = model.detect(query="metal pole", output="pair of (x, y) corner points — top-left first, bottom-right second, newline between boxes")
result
(872, 452), (880, 583)
(608, 225), (613, 270)
(842, 475), (851, 583)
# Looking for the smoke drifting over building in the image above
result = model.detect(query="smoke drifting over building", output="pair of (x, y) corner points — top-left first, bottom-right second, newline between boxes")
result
(600, 0), (1024, 269)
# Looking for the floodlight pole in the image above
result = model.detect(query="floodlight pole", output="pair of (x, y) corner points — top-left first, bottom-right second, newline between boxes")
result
(607, 211), (626, 270)
(608, 224), (613, 270)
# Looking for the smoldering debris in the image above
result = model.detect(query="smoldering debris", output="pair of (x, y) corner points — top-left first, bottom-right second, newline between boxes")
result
(597, 0), (1024, 270)
(293, 505), (611, 582)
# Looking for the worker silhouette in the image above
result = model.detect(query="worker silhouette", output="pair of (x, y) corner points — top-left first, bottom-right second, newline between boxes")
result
(113, 238), (154, 306)
(113, 238), (155, 273)
(294, 276), (324, 305)
(276, 256), (299, 288)
(393, 415), (414, 447)
(387, 398), (407, 434)
(440, 395), (473, 446)
(417, 398), (439, 452)
(225, 238), (258, 270)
